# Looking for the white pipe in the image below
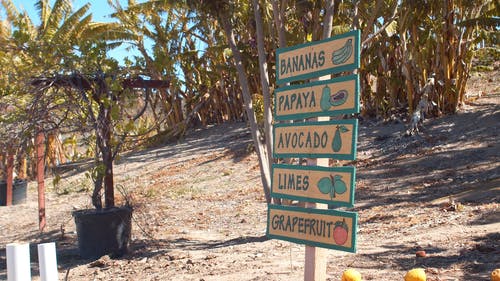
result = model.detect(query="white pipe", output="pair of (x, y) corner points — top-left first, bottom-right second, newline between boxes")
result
(37, 242), (58, 281)
(6, 243), (32, 281)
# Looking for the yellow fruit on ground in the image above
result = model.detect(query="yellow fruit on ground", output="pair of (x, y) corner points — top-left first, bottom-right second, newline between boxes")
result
(404, 268), (426, 281)
(492, 268), (500, 281)
(342, 268), (362, 281)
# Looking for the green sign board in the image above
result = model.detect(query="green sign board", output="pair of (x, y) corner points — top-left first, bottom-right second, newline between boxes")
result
(267, 204), (357, 253)
(276, 30), (360, 84)
(271, 164), (356, 207)
(273, 119), (358, 160)
(274, 74), (359, 121)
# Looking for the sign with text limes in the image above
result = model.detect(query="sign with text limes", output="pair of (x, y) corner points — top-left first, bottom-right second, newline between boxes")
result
(271, 164), (356, 207)
(274, 74), (359, 121)
(267, 204), (358, 253)
(276, 29), (360, 84)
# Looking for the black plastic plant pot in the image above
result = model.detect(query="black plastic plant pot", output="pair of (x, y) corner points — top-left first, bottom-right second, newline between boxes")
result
(0, 179), (28, 206)
(72, 206), (133, 259)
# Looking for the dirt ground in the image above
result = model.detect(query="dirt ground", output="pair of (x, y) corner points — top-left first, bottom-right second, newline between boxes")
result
(0, 71), (499, 281)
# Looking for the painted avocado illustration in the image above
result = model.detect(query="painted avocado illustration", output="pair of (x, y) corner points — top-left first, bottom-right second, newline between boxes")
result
(332, 39), (353, 65)
(332, 125), (349, 152)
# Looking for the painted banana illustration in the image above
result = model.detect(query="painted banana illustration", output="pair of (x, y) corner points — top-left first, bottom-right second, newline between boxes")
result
(331, 38), (353, 65)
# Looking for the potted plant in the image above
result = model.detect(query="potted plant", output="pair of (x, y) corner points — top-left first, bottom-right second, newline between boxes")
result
(68, 66), (169, 258)
(68, 69), (135, 259)
(31, 61), (135, 258)
(31, 47), (169, 258)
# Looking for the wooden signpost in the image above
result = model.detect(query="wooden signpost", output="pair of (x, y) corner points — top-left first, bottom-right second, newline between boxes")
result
(267, 29), (360, 281)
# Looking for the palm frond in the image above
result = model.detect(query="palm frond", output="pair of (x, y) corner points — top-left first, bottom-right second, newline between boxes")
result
(83, 22), (139, 42)
(106, 41), (123, 51)
(35, 0), (50, 31)
(1, 0), (20, 23)
(69, 14), (92, 41)
(52, 3), (91, 43)
(458, 16), (500, 28)
(126, 0), (180, 14)
(43, 0), (72, 40)
(0, 19), (11, 41)
(330, 24), (350, 36)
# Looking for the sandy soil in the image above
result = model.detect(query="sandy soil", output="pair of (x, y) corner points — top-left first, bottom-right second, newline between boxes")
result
(0, 71), (498, 281)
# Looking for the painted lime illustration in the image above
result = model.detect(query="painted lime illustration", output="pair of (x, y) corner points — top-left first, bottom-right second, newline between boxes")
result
(320, 85), (331, 111)
(333, 219), (349, 245)
(330, 90), (348, 106)
(332, 125), (349, 152)
(333, 175), (347, 194)
(318, 177), (334, 196)
(317, 174), (347, 200)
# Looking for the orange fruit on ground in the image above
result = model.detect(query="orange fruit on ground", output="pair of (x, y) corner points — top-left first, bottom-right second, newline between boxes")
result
(404, 268), (426, 281)
(342, 268), (362, 281)
(492, 268), (500, 281)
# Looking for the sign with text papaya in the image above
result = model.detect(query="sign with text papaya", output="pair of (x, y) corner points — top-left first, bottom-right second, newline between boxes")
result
(274, 74), (359, 121)
(276, 30), (360, 84)
(267, 204), (357, 253)
(271, 164), (356, 207)
(273, 119), (358, 160)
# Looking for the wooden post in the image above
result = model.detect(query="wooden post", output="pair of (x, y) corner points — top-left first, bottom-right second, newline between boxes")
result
(304, 114), (329, 281)
(304, 201), (328, 280)
(6, 150), (14, 206)
(36, 130), (46, 231)
(305, 4), (335, 276)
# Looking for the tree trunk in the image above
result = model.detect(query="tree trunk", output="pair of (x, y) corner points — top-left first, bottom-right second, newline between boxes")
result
(103, 107), (114, 209)
(271, 0), (287, 49)
(220, 16), (271, 204)
(252, 0), (273, 168)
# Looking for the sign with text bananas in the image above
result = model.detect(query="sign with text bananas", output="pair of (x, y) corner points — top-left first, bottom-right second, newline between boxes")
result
(275, 30), (360, 84)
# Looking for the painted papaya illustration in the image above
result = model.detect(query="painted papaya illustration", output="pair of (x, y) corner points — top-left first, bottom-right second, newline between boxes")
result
(320, 85), (331, 111)
(331, 38), (353, 65)
(332, 125), (349, 152)
(330, 90), (348, 106)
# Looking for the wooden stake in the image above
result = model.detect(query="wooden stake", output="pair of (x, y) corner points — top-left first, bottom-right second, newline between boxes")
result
(304, 115), (329, 281)
(6, 150), (14, 206)
(36, 131), (46, 231)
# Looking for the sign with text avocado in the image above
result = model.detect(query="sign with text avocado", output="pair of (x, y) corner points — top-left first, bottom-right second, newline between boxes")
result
(267, 204), (357, 253)
(276, 29), (360, 84)
(274, 74), (359, 121)
(273, 119), (357, 160)
(271, 164), (356, 207)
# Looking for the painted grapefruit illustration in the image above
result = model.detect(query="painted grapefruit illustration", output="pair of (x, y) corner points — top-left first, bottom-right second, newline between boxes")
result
(333, 219), (349, 245)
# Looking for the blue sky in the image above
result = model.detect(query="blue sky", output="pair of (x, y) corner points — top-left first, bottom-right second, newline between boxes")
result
(4, 0), (141, 63)
(7, 1), (122, 23)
